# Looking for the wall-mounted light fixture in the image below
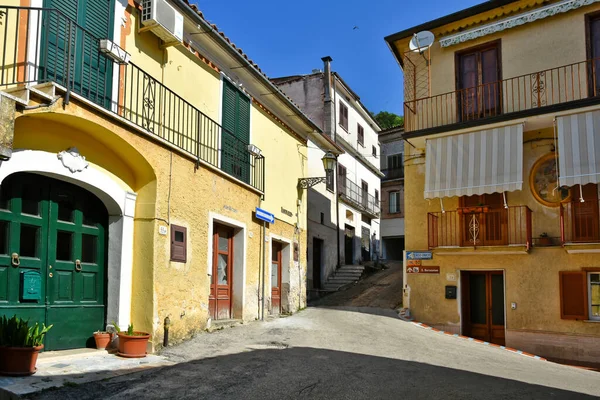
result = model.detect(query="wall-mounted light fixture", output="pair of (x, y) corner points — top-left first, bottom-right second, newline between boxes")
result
(298, 151), (337, 189)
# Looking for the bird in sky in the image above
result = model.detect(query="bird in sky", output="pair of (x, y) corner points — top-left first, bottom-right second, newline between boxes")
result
(353, 26), (359, 30)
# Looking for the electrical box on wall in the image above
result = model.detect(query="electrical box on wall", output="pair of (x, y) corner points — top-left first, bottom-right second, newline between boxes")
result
(445, 285), (457, 300)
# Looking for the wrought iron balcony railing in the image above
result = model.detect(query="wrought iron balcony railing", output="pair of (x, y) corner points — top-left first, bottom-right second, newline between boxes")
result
(381, 167), (404, 181)
(0, 6), (264, 191)
(338, 177), (380, 217)
(561, 200), (600, 244)
(404, 58), (600, 133)
(427, 206), (532, 249)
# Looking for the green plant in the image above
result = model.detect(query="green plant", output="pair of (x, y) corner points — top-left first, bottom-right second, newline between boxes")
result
(0, 315), (52, 347)
(540, 232), (549, 238)
(111, 321), (120, 333)
(127, 324), (134, 336)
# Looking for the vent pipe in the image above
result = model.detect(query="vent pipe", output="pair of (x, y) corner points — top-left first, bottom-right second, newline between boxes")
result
(322, 56), (334, 138)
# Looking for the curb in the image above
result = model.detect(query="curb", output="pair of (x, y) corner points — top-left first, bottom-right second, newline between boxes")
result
(397, 309), (547, 362)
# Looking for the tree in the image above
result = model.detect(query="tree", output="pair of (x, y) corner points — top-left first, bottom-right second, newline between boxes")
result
(373, 111), (404, 129)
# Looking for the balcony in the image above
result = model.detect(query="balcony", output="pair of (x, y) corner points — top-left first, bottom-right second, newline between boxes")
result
(338, 178), (380, 217)
(404, 58), (600, 133)
(561, 200), (600, 245)
(0, 6), (264, 191)
(382, 167), (404, 181)
(427, 206), (532, 250)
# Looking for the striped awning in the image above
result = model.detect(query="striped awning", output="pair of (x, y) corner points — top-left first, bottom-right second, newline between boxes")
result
(557, 110), (600, 187)
(424, 124), (523, 199)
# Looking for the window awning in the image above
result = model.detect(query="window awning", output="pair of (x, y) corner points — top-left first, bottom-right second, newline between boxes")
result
(424, 124), (523, 199)
(556, 110), (600, 187)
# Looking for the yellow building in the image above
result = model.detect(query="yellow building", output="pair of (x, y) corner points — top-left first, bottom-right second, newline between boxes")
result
(0, 0), (340, 351)
(386, 0), (600, 365)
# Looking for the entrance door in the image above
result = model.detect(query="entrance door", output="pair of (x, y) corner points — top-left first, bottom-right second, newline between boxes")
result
(361, 181), (368, 209)
(271, 241), (282, 314)
(41, 0), (115, 107)
(361, 227), (371, 262)
(312, 238), (323, 289)
(0, 173), (107, 350)
(210, 224), (234, 320)
(461, 271), (505, 345)
(344, 225), (354, 265)
(571, 184), (599, 242)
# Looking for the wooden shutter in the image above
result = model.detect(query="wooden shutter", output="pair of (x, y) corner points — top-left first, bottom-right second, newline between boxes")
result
(221, 79), (250, 183)
(588, 16), (600, 96)
(171, 225), (187, 262)
(338, 164), (347, 194)
(459, 53), (478, 118)
(340, 103), (348, 130)
(357, 124), (364, 145)
(572, 184), (600, 242)
(559, 271), (588, 320)
(481, 48), (500, 114)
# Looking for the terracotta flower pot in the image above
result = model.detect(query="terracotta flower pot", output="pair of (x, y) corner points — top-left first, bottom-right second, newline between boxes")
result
(93, 332), (112, 350)
(0, 345), (44, 376)
(117, 332), (150, 358)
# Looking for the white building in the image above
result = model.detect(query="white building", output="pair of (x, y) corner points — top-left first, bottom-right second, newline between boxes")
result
(274, 57), (383, 295)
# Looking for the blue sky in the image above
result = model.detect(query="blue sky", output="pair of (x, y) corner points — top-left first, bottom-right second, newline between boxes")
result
(193, 0), (482, 116)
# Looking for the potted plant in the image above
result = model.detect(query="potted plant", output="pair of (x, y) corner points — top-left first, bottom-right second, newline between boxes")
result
(93, 330), (113, 350)
(458, 204), (490, 214)
(538, 232), (552, 246)
(0, 315), (52, 376)
(115, 323), (150, 358)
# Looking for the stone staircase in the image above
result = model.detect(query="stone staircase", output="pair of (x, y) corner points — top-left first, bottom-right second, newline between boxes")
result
(322, 264), (365, 292)
(0, 82), (58, 106)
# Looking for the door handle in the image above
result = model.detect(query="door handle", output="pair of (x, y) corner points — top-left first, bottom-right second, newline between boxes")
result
(75, 259), (82, 272)
(11, 253), (19, 267)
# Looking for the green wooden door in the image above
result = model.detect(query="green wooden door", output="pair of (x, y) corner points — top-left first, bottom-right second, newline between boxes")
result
(221, 79), (251, 183)
(41, 0), (114, 107)
(0, 173), (107, 350)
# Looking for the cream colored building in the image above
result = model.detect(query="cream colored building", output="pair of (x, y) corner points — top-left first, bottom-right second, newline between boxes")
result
(386, 0), (600, 365)
(0, 0), (338, 351)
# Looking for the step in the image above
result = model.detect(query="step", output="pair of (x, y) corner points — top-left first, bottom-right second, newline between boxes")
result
(0, 89), (29, 106)
(333, 272), (363, 277)
(29, 82), (56, 102)
(207, 318), (242, 332)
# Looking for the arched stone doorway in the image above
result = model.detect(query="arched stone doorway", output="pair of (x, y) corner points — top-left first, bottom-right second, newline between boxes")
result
(0, 172), (109, 350)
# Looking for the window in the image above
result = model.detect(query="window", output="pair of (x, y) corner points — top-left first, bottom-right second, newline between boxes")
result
(559, 270), (600, 321)
(171, 225), (187, 262)
(387, 154), (403, 169)
(222, 79), (251, 183)
(457, 41), (501, 121)
(320, 212), (325, 225)
(338, 164), (347, 194)
(372, 146), (377, 158)
(375, 189), (379, 204)
(590, 272), (600, 320)
(357, 124), (364, 146)
(361, 181), (368, 208)
(587, 13), (600, 96)
(339, 102), (348, 131)
(389, 191), (400, 214)
(326, 169), (334, 192)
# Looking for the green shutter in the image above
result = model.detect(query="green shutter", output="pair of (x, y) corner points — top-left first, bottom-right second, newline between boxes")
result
(42, 0), (113, 107)
(221, 79), (250, 183)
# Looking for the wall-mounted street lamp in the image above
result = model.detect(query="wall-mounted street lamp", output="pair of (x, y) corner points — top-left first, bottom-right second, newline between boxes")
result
(298, 151), (337, 189)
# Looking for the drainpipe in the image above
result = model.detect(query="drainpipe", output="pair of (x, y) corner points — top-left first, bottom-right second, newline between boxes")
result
(322, 56), (334, 140)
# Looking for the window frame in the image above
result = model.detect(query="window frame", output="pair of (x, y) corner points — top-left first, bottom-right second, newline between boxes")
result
(389, 191), (400, 214)
(357, 123), (364, 147)
(339, 102), (349, 131)
(372, 145), (377, 158)
(171, 225), (187, 263)
(588, 271), (600, 321)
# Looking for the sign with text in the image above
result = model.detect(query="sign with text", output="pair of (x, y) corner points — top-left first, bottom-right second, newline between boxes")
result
(406, 260), (422, 267)
(407, 266), (440, 274)
(406, 251), (433, 260)
(255, 207), (275, 224)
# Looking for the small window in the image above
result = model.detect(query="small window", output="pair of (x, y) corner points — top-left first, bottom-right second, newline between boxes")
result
(357, 124), (364, 146)
(171, 225), (187, 262)
(389, 191), (400, 214)
(320, 212), (325, 225)
(326, 169), (334, 191)
(375, 189), (379, 204)
(339, 102), (348, 131)
(589, 272), (600, 321)
(372, 146), (377, 158)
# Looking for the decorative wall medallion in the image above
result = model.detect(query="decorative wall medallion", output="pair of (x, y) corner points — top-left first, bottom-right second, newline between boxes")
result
(57, 147), (89, 173)
(530, 153), (570, 207)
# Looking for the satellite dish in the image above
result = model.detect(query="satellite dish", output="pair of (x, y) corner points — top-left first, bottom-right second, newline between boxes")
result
(409, 31), (435, 52)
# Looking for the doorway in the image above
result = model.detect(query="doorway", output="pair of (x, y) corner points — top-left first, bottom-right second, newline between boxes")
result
(209, 224), (234, 320)
(461, 271), (505, 345)
(0, 173), (108, 350)
(361, 227), (371, 262)
(312, 238), (323, 289)
(344, 225), (355, 265)
(271, 241), (282, 314)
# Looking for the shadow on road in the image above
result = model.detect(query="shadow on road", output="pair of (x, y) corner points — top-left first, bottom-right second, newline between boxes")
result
(29, 347), (596, 399)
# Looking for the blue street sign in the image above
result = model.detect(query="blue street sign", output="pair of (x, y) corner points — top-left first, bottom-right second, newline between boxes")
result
(255, 207), (275, 224)
(406, 251), (433, 260)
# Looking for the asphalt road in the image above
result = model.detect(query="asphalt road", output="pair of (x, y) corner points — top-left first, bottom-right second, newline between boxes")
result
(31, 307), (599, 399)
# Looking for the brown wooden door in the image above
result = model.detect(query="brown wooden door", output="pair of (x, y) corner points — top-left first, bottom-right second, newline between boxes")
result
(460, 193), (507, 246)
(572, 184), (599, 242)
(462, 271), (505, 345)
(271, 241), (282, 314)
(588, 15), (600, 97)
(210, 224), (234, 320)
(458, 44), (501, 121)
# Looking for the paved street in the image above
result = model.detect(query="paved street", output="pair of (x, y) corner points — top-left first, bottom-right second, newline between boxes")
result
(31, 306), (599, 399)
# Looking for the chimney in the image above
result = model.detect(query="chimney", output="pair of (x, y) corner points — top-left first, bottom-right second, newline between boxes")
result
(321, 56), (334, 139)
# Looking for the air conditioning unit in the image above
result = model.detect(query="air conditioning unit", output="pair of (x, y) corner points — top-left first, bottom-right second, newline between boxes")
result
(99, 39), (131, 64)
(141, 0), (184, 46)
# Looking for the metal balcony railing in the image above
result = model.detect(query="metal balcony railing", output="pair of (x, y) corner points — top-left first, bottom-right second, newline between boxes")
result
(381, 167), (404, 181)
(0, 6), (264, 191)
(427, 206), (532, 249)
(561, 200), (600, 244)
(404, 58), (600, 132)
(338, 177), (380, 217)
